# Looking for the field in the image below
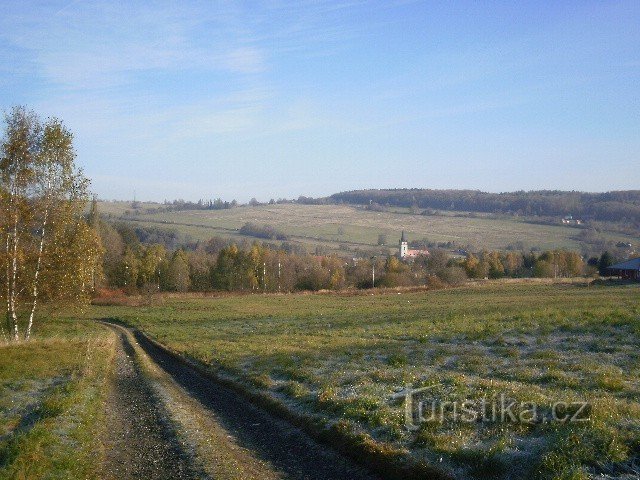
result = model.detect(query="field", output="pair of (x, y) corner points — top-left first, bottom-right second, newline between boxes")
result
(99, 202), (637, 254)
(1, 308), (381, 479)
(96, 282), (640, 479)
(101, 202), (635, 255)
(0, 318), (114, 478)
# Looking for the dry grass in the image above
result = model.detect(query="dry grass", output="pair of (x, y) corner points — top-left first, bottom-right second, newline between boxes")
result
(0, 318), (115, 479)
(110, 203), (636, 252)
(94, 282), (640, 479)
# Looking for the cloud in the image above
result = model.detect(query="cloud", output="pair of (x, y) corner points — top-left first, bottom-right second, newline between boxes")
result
(0, 0), (428, 201)
(0, 1), (270, 90)
(225, 47), (266, 73)
(0, 0), (377, 90)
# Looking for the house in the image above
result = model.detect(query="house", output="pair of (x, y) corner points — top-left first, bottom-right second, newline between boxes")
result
(606, 257), (640, 280)
(399, 231), (429, 259)
(561, 215), (582, 225)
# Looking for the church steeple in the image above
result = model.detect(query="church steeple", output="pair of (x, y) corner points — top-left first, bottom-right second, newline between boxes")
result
(399, 231), (408, 258)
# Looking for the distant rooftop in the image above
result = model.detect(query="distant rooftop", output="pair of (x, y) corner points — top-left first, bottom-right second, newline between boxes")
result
(607, 258), (640, 271)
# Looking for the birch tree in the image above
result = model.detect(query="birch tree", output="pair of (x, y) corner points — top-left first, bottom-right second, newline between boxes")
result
(1, 107), (101, 341)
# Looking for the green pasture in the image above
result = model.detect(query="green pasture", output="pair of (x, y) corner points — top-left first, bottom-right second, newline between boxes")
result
(108, 203), (635, 253)
(97, 282), (640, 479)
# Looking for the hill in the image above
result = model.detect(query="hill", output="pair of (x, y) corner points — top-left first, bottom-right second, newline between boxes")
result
(101, 201), (636, 256)
(329, 189), (640, 225)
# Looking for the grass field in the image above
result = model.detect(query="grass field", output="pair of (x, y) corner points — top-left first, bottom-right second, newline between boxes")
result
(0, 318), (114, 478)
(97, 200), (161, 217)
(96, 282), (640, 479)
(102, 202), (636, 254)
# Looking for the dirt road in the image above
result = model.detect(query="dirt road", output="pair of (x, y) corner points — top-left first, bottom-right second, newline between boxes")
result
(102, 326), (200, 479)
(101, 322), (378, 480)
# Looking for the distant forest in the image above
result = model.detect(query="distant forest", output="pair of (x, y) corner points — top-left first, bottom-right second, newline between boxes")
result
(119, 190), (640, 227)
(329, 189), (640, 224)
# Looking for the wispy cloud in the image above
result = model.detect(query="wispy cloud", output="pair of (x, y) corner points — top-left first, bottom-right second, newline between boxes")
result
(0, 0), (376, 89)
(224, 47), (267, 74)
(0, 0), (373, 131)
(5, 1), (635, 200)
(0, 1), (271, 89)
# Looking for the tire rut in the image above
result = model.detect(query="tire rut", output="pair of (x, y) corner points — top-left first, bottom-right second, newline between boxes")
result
(102, 327), (200, 480)
(134, 327), (378, 479)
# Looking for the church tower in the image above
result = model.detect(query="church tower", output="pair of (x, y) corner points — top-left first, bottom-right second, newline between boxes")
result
(399, 231), (408, 258)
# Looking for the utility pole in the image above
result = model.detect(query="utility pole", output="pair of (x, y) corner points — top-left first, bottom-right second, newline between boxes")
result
(278, 260), (281, 292)
(370, 256), (376, 288)
(263, 262), (267, 292)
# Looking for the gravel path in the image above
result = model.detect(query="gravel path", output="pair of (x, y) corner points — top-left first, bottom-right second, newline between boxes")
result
(133, 329), (378, 480)
(102, 327), (199, 480)
(102, 322), (379, 480)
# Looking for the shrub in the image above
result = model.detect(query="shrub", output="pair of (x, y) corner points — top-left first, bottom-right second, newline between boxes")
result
(436, 266), (468, 285)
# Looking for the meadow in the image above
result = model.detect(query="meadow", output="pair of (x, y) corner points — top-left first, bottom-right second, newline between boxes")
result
(103, 202), (636, 253)
(96, 282), (640, 479)
(0, 318), (114, 478)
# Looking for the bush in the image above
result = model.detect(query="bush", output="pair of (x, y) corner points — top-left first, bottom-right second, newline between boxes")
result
(239, 222), (289, 240)
(426, 275), (448, 289)
(378, 272), (413, 288)
(436, 266), (468, 285)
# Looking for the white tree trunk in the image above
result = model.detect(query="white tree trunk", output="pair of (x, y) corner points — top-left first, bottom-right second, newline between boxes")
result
(9, 212), (20, 341)
(4, 190), (15, 340)
(4, 227), (11, 337)
(2, 229), (10, 344)
(26, 206), (48, 341)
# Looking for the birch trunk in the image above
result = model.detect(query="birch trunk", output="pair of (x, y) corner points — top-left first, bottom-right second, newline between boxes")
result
(9, 211), (19, 341)
(4, 189), (15, 338)
(4, 225), (11, 336)
(3, 227), (10, 343)
(26, 206), (48, 341)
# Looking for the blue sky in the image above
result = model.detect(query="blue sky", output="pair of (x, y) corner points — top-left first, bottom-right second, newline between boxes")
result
(1, 1), (638, 201)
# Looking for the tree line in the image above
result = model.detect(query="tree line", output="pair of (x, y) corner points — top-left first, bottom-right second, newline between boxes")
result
(117, 188), (640, 228)
(2, 108), (630, 344)
(122, 196), (322, 216)
(95, 213), (615, 294)
(329, 189), (640, 224)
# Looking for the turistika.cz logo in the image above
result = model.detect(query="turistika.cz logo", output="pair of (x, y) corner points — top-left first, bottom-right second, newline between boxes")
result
(390, 384), (591, 431)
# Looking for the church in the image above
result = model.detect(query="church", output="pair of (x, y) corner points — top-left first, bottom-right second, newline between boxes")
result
(398, 231), (430, 259)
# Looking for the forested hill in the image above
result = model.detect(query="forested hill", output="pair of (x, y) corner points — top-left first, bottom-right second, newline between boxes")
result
(328, 189), (640, 224)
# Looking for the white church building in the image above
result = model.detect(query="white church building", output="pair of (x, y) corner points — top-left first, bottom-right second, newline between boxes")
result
(399, 231), (429, 259)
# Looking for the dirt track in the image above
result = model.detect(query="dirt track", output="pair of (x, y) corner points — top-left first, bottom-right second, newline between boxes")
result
(102, 326), (199, 479)
(101, 322), (378, 480)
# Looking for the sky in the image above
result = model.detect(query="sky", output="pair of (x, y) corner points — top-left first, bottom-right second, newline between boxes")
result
(1, 1), (639, 202)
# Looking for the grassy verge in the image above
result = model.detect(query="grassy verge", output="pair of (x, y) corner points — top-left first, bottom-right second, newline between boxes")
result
(95, 282), (640, 479)
(0, 318), (115, 479)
